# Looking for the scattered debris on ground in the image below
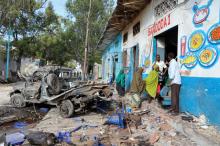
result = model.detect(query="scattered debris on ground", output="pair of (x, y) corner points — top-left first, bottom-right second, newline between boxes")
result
(1, 83), (220, 146)
(0, 105), (49, 135)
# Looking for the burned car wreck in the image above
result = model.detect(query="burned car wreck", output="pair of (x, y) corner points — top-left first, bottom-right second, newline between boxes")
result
(10, 66), (112, 118)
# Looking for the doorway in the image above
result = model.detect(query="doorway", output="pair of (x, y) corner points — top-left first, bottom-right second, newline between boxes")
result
(122, 50), (127, 67)
(125, 45), (139, 92)
(155, 26), (178, 62)
(133, 46), (139, 70)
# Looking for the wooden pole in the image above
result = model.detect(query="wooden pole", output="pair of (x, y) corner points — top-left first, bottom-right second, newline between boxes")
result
(83, 0), (92, 80)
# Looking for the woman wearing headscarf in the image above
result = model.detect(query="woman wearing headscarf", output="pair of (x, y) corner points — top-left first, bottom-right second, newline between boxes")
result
(145, 64), (159, 103)
(116, 69), (125, 96)
(130, 67), (146, 95)
(127, 67), (145, 108)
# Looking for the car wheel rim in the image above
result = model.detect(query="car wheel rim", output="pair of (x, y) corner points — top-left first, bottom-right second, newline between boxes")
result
(61, 105), (69, 115)
(14, 98), (21, 106)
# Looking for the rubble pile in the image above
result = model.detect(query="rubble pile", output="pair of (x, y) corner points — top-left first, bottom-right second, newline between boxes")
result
(11, 102), (196, 145)
(0, 106), (48, 134)
(1, 83), (220, 146)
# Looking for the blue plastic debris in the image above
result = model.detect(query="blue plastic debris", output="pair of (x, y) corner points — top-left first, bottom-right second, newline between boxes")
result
(39, 107), (49, 113)
(106, 112), (125, 128)
(93, 136), (105, 146)
(160, 86), (171, 106)
(106, 106), (125, 128)
(160, 86), (170, 97)
(126, 106), (132, 113)
(56, 131), (72, 144)
(162, 96), (171, 106)
(5, 132), (25, 146)
(13, 122), (28, 129)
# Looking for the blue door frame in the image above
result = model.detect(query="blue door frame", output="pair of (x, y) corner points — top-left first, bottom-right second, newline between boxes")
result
(125, 44), (139, 91)
(152, 37), (157, 64)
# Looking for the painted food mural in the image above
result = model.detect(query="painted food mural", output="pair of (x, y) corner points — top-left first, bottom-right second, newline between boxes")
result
(192, 0), (213, 26)
(198, 45), (217, 67)
(193, 7), (209, 25)
(144, 58), (150, 67)
(142, 37), (153, 68)
(181, 36), (187, 57)
(208, 23), (220, 44)
(141, 44), (151, 68)
(181, 0), (219, 69)
(182, 52), (197, 68)
(188, 30), (206, 52)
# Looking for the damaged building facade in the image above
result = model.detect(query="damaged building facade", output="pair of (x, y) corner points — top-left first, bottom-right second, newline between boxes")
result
(99, 0), (220, 128)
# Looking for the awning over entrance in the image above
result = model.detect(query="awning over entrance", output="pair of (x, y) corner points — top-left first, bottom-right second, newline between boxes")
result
(97, 0), (151, 50)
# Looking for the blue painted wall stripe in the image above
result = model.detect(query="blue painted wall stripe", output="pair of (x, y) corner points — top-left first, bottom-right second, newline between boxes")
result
(152, 37), (157, 63)
(142, 74), (220, 128)
(180, 76), (220, 128)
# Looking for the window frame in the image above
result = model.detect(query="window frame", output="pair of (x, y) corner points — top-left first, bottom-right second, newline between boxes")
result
(123, 32), (128, 43)
(133, 21), (140, 36)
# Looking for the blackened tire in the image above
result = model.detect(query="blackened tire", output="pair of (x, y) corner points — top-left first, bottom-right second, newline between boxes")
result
(10, 93), (26, 108)
(58, 100), (74, 118)
(26, 132), (56, 146)
(46, 73), (61, 95)
(32, 71), (42, 81)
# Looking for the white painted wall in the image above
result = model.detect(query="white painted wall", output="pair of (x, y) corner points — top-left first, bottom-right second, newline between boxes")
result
(122, 0), (220, 78)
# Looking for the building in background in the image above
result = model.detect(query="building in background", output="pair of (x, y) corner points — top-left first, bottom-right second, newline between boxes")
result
(72, 61), (82, 79)
(93, 62), (102, 80)
(0, 46), (19, 82)
(98, 0), (220, 128)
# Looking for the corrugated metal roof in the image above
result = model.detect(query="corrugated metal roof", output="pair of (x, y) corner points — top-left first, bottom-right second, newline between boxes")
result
(97, 0), (151, 50)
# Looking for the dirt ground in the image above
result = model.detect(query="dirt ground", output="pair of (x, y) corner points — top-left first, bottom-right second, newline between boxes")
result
(0, 82), (24, 105)
(27, 100), (220, 146)
(0, 82), (48, 136)
(0, 84), (13, 105)
(1, 83), (220, 146)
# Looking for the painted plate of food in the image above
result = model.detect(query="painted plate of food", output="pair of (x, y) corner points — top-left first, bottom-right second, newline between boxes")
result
(188, 30), (206, 52)
(182, 52), (198, 68)
(198, 45), (218, 67)
(208, 23), (220, 44)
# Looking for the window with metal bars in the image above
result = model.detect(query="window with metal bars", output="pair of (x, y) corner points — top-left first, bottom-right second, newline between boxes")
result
(123, 32), (128, 43)
(154, 0), (178, 17)
(133, 22), (140, 36)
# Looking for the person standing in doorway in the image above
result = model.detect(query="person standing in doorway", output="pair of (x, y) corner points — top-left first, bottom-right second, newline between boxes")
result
(167, 53), (181, 114)
(156, 54), (167, 87)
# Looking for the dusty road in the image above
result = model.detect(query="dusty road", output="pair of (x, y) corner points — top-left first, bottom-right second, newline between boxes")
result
(0, 82), (48, 136)
(0, 84), (13, 105)
(0, 82), (24, 105)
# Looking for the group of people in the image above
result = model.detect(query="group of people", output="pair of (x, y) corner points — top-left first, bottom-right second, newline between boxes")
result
(116, 52), (181, 114)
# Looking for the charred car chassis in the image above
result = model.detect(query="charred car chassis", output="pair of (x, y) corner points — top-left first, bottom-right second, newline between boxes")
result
(10, 70), (112, 118)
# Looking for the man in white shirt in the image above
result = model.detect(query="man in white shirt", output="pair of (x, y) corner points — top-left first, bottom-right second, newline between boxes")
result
(168, 52), (181, 113)
(155, 54), (167, 86)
